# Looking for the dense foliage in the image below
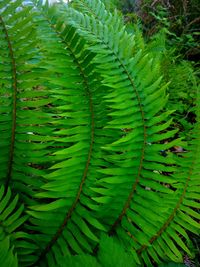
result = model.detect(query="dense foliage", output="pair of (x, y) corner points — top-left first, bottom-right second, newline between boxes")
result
(0, 0), (199, 266)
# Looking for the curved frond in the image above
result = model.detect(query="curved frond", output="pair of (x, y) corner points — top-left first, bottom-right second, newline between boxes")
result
(0, 13), (17, 188)
(21, 2), (115, 266)
(0, 0), (54, 201)
(135, 86), (200, 264)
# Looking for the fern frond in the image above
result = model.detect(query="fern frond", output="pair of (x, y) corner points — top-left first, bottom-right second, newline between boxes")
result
(1, 2), (106, 264)
(0, 16), (13, 185)
(136, 87), (200, 264)
(0, 0), (55, 202)
(20, 2), (117, 266)
(0, 12), (17, 188)
(63, 0), (175, 215)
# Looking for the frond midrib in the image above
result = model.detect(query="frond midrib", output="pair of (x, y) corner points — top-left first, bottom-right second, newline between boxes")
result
(0, 15), (17, 191)
(66, 10), (148, 229)
(95, 34), (147, 234)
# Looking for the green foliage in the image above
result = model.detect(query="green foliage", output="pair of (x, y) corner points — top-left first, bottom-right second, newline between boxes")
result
(115, 1), (199, 137)
(165, 60), (197, 137)
(145, 30), (198, 138)
(55, 234), (136, 267)
(0, 0), (199, 266)
(120, 0), (200, 61)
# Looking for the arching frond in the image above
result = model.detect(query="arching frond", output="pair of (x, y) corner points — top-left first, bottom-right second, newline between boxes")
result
(0, 0), (55, 201)
(20, 2), (117, 266)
